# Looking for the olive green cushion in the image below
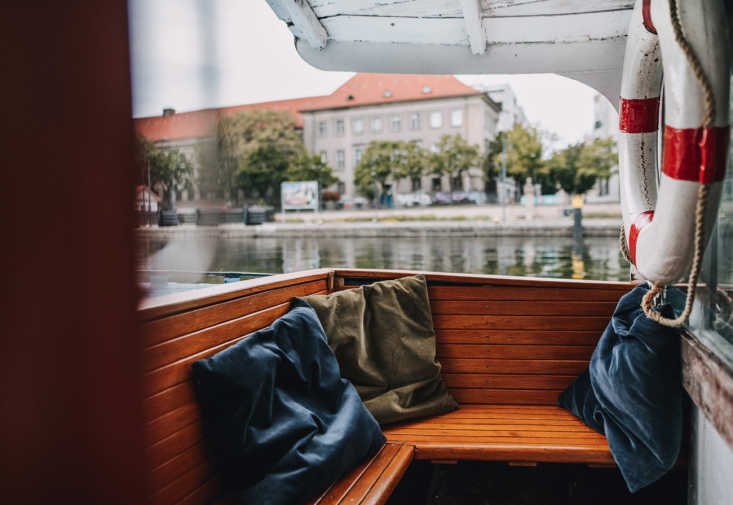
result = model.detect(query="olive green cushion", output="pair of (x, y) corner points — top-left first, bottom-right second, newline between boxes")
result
(299, 274), (458, 425)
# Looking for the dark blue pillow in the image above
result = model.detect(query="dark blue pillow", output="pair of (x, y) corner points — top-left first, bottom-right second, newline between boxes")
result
(192, 300), (385, 505)
(558, 283), (684, 493)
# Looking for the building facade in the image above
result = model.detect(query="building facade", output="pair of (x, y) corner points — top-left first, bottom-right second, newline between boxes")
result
(586, 93), (621, 203)
(134, 74), (503, 205)
(300, 74), (501, 200)
(482, 84), (528, 132)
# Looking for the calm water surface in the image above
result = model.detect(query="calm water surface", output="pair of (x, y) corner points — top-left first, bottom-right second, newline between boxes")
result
(138, 235), (630, 282)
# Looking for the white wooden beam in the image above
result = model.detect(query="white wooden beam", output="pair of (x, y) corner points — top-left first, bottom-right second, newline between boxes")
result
(460, 0), (485, 55)
(271, 0), (328, 50)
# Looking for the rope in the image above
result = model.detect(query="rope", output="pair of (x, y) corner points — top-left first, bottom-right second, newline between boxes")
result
(640, 0), (713, 327)
(619, 225), (632, 264)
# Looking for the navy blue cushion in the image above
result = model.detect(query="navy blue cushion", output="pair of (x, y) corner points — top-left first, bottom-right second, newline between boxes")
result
(558, 283), (684, 493)
(192, 300), (385, 505)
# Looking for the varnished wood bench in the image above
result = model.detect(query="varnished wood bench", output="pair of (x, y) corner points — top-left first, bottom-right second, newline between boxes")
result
(140, 269), (632, 505)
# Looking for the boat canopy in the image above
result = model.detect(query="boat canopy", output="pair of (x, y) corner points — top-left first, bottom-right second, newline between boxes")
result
(264, 0), (636, 104)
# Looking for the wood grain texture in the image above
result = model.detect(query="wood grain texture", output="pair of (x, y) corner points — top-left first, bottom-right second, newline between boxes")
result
(140, 269), (631, 505)
(382, 405), (614, 465)
(144, 279), (328, 346)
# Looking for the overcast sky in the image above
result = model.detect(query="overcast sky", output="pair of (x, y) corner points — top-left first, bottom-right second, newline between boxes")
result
(128, 0), (602, 148)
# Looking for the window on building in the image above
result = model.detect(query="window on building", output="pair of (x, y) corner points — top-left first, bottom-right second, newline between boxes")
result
(318, 121), (327, 136)
(391, 115), (401, 132)
(337, 181), (346, 194)
(320, 150), (327, 163)
(451, 176), (464, 191)
(336, 149), (345, 169)
(353, 118), (364, 134)
(410, 112), (421, 130)
(430, 111), (443, 128)
(354, 148), (363, 167)
(599, 177), (609, 196)
(451, 109), (463, 127)
(431, 177), (442, 192)
(411, 178), (422, 191)
(371, 117), (383, 132)
(594, 120), (603, 130)
(335, 119), (345, 135)
(431, 143), (440, 153)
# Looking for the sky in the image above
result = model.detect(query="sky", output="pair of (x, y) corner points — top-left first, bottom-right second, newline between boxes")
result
(128, 0), (602, 148)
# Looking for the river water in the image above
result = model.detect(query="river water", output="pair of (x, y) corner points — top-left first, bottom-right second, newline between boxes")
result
(138, 235), (629, 283)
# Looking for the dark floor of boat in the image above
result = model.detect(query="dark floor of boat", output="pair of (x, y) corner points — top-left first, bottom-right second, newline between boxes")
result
(386, 460), (687, 505)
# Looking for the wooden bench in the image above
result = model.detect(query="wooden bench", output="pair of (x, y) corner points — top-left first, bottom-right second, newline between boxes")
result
(140, 269), (632, 505)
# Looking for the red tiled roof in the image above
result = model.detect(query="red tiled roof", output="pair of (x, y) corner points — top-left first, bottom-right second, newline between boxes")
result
(134, 74), (482, 142)
(133, 96), (329, 142)
(300, 74), (482, 111)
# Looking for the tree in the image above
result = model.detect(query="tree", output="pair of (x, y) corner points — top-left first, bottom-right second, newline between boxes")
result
(483, 131), (506, 199)
(491, 124), (550, 194)
(547, 137), (617, 196)
(354, 141), (406, 200)
(398, 141), (427, 191)
(137, 135), (193, 210)
(286, 153), (339, 193)
(428, 134), (480, 193)
(197, 109), (305, 206)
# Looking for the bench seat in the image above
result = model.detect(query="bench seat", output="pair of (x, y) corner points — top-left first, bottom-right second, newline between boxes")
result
(306, 443), (414, 505)
(383, 404), (614, 465)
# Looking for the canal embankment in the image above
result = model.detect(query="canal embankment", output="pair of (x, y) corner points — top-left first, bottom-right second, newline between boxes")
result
(138, 218), (622, 239)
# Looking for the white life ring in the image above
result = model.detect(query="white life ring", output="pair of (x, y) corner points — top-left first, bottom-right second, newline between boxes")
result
(619, 0), (730, 284)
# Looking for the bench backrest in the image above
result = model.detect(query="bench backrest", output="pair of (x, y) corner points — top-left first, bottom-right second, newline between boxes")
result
(334, 270), (631, 406)
(140, 270), (331, 505)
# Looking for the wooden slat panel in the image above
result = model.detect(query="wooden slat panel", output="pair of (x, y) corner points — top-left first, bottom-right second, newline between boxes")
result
(433, 314), (608, 331)
(442, 373), (577, 390)
(146, 403), (199, 445)
(427, 284), (628, 302)
(431, 300), (616, 316)
(151, 443), (208, 494)
(435, 329), (601, 346)
(337, 444), (400, 504)
(151, 462), (213, 505)
(145, 300), (301, 372)
(437, 344), (594, 361)
(144, 304), (292, 397)
(439, 358), (588, 375)
(148, 422), (203, 470)
(144, 279), (328, 347)
(450, 388), (563, 405)
(178, 478), (222, 505)
(146, 382), (196, 422)
(140, 269), (331, 320)
(359, 444), (414, 505)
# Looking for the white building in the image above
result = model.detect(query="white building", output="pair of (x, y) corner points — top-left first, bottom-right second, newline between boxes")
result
(586, 93), (620, 203)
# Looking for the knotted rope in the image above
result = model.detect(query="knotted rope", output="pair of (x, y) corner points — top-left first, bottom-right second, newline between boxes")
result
(637, 0), (713, 326)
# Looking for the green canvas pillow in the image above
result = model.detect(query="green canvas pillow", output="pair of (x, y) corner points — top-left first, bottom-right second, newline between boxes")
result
(299, 274), (458, 425)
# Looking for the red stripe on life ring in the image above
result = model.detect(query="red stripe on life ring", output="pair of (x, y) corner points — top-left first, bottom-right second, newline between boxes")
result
(662, 126), (729, 183)
(642, 0), (657, 34)
(619, 97), (660, 133)
(629, 210), (654, 266)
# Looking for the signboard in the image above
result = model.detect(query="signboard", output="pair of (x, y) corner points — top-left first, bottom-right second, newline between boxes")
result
(281, 181), (319, 211)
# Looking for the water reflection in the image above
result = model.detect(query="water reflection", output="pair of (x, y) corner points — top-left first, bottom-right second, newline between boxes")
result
(138, 235), (630, 281)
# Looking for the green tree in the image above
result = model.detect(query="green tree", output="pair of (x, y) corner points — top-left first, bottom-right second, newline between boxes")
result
(354, 141), (406, 201)
(547, 138), (617, 196)
(483, 131), (506, 199)
(197, 109), (305, 206)
(398, 141), (427, 191)
(429, 134), (480, 193)
(491, 124), (550, 194)
(137, 135), (193, 210)
(286, 153), (339, 193)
